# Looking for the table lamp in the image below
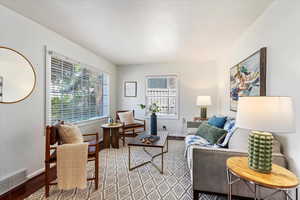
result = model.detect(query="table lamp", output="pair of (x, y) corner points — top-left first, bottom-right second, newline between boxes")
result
(196, 96), (212, 119)
(236, 96), (295, 173)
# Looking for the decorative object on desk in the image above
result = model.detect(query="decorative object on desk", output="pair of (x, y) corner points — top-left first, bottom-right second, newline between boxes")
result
(0, 46), (36, 104)
(124, 81), (137, 97)
(139, 134), (160, 144)
(139, 103), (160, 135)
(108, 116), (114, 125)
(236, 96), (295, 173)
(196, 96), (212, 119)
(230, 47), (266, 111)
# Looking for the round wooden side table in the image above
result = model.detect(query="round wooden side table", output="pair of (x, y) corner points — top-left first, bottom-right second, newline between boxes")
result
(227, 157), (299, 200)
(101, 123), (123, 149)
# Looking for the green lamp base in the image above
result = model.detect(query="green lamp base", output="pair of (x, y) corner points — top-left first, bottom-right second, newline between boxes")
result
(248, 131), (273, 174)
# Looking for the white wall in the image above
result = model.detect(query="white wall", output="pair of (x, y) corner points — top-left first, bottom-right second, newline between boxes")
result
(217, 0), (300, 175)
(117, 62), (218, 136)
(0, 5), (116, 180)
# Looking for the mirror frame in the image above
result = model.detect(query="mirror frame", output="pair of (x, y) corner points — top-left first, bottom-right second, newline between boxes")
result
(0, 46), (37, 104)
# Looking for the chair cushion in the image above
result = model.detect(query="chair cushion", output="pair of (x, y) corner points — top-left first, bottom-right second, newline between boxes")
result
(58, 124), (83, 144)
(124, 123), (144, 128)
(196, 122), (227, 144)
(118, 111), (135, 125)
(208, 116), (227, 128)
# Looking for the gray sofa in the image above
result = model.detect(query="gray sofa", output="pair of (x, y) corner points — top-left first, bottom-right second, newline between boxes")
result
(185, 122), (288, 200)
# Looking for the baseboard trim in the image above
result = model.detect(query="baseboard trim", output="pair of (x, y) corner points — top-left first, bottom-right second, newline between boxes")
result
(0, 167), (57, 200)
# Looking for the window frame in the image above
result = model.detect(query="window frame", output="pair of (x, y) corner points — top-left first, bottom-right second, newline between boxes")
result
(145, 74), (179, 120)
(45, 49), (110, 125)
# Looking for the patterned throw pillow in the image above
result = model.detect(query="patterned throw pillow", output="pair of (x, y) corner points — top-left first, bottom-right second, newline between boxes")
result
(196, 122), (227, 144)
(223, 118), (236, 132)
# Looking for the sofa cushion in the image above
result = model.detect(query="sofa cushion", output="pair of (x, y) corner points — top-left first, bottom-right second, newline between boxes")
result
(208, 116), (227, 128)
(196, 122), (227, 144)
(228, 128), (282, 153)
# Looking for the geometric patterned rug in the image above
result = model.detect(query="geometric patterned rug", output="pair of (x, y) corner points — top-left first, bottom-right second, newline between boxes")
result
(25, 140), (228, 200)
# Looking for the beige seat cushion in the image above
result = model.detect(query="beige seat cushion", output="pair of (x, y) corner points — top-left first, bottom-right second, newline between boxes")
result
(118, 111), (134, 125)
(58, 124), (83, 144)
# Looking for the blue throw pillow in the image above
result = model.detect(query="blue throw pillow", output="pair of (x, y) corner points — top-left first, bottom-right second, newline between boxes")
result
(208, 116), (227, 128)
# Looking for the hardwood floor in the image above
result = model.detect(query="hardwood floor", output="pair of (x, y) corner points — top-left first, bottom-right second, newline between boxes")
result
(0, 138), (183, 200)
(0, 167), (57, 200)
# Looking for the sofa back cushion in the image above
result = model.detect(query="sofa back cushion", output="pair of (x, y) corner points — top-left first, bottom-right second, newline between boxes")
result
(228, 128), (282, 153)
(196, 122), (227, 144)
(228, 128), (249, 151)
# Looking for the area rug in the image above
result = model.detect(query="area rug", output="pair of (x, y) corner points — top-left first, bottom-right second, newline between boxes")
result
(25, 140), (229, 200)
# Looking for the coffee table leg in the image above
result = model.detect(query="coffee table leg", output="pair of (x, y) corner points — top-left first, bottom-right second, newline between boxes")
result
(128, 146), (131, 170)
(296, 188), (298, 200)
(161, 147), (164, 174)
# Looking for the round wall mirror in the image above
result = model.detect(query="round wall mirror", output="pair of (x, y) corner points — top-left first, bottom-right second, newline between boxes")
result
(0, 47), (36, 104)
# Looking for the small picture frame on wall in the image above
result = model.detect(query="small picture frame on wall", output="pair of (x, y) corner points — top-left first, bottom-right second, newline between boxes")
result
(124, 81), (137, 97)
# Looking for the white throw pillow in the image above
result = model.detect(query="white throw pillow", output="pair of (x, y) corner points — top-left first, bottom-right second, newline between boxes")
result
(118, 111), (134, 125)
(58, 124), (84, 144)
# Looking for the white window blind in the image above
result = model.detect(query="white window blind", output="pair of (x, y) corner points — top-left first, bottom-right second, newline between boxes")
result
(145, 75), (179, 119)
(47, 52), (109, 125)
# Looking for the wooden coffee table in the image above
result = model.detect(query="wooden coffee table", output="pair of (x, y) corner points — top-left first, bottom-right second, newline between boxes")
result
(127, 131), (168, 174)
(227, 157), (299, 200)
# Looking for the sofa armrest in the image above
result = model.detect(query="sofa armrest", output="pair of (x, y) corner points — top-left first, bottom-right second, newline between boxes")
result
(191, 147), (288, 194)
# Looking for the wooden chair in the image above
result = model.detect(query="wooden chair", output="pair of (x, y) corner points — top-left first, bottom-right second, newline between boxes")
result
(116, 110), (146, 145)
(45, 121), (100, 197)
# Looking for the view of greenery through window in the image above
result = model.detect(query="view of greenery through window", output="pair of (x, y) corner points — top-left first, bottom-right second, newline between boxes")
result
(49, 56), (109, 124)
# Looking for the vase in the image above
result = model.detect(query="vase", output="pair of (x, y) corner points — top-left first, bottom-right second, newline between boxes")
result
(150, 113), (157, 135)
(248, 131), (273, 173)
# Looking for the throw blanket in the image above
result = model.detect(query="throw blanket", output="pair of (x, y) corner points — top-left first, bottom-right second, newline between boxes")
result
(184, 135), (220, 157)
(57, 143), (89, 190)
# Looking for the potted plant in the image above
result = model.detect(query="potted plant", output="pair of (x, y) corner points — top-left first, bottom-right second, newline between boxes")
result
(139, 103), (160, 135)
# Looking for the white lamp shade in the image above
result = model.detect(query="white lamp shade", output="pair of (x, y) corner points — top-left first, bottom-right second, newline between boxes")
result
(196, 96), (212, 106)
(236, 97), (295, 133)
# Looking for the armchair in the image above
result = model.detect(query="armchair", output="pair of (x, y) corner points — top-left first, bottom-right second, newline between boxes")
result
(116, 110), (146, 145)
(44, 121), (100, 197)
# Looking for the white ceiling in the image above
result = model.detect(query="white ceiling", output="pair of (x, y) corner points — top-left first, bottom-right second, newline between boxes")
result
(0, 0), (273, 65)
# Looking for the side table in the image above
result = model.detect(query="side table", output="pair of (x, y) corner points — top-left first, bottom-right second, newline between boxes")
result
(227, 157), (299, 200)
(101, 123), (123, 149)
(193, 117), (208, 122)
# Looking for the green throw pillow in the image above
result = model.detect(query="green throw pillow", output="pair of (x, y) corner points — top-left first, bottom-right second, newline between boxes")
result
(196, 122), (227, 144)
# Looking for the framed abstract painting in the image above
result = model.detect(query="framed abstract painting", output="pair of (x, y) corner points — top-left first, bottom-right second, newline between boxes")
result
(230, 47), (267, 111)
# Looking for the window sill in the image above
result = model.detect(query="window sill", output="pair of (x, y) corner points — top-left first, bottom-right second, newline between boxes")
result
(145, 115), (179, 120)
(73, 116), (108, 127)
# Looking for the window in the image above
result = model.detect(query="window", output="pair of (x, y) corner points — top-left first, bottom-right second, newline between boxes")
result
(145, 75), (179, 119)
(46, 51), (109, 125)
